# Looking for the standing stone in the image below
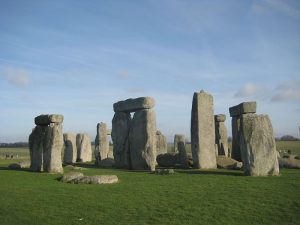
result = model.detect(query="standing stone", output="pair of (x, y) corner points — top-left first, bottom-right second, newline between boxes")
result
(111, 112), (131, 169)
(43, 123), (64, 173)
(29, 114), (64, 173)
(156, 131), (167, 156)
(76, 133), (92, 162)
(239, 114), (279, 176)
(129, 109), (156, 171)
(191, 90), (217, 169)
(176, 135), (189, 168)
(214, 114), (229, 156)
(173, 134), (185, 153)
(63, 133), (77, 164)
(229, 102), (256, 161)
(95, 122), (109, 164)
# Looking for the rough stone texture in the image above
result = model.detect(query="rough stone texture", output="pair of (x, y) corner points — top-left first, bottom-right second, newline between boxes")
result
(107, 150), (114, 159)
(229, 102), (257, 117)
(70, 175), (118, 184)
(43, 123), (64, 173)
(129, 109), (156, 171)
(8, 161), (30, 169)
(216, 156), (242, 170)
(113, 97), (155, 113)
(214, 114), (226, 122)
(173, 134), (185, 153)
(60, 172), (84, 182)
(239, 114), (279, 176)
(278, 158), (300, 169)
(29, 126), (44, 172)
(154, 169), (174, 175)
(111, 112), (131, 169)
(191, 91), (217, 169)
(215, 115), (229, 156)
(76, 134), (92, 162)
(63, 133), (77, 164)
(97, 158), (115, 168)
(156, 131), (167, 155)
(176, 135), (189, 168)
(35, 114), (64, 126)
(231, 116), (242, 161)
(156, 153), (178, 167)
(95, 122), (109, 164)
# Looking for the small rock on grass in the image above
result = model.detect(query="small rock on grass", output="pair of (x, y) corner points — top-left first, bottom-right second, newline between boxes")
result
(154, 169), (175, 175)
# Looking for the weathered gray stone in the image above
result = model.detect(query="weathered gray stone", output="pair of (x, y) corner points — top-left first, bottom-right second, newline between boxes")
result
(95, 122), (109, 164)
(129, 109), (156, 171)
(176, 135), (189, 168)
(278, 158), (300, 169)
(63, 133), (77, 164)
(60, 172), (84, 182)
(107, 150), (114, 159)
(71, 175), (118, 184)
(76, 133), (92, 162)
(112, 112), (131, 169)
(154, 168), (174, 175)
(29, 126), (44, 172)
(43, 123), (64, 173)
(156, 131), (167, 155)
(229, 102), (256, 117)
(173, 134), (185, 153)
(239, 114), (279, 176)
(35, 114), (64, 126)
(113, 97), (155, 113)
(8, 161), (30, 169)
(214, 114), (226, 122)
(216, 156), (242, 170)
(97, 158), (115, 168)
(156, 153), (178, 167)
(191, 91), (217, 169)
(215, 115), (229, 156)
(231, 116), (242, 161)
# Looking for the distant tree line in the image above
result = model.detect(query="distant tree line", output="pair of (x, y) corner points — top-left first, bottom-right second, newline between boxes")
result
(0, 142), (29, 147)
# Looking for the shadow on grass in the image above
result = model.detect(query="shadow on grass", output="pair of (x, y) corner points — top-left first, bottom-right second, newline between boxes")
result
(0, 166), (31, 172)
(176, 169), (244, 176)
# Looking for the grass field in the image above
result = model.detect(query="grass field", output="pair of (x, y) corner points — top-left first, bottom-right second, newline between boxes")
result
(0, 141), (299, 225)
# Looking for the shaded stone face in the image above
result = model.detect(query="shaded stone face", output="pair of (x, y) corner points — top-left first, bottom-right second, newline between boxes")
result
(111, 112), (131, 169)
(129, 109), (156, 171)
(113, 97), (155, 113)
(231, 117), (241, 161)
(95, 122), (109, 164)
(156, 131), (167, 156)
(239, 114), (279, 176)
(29, 126), (44, 172)
(76, 133), (92, 162)
(173, 134), (185, 153)
(176, 135), (189, 168)
(191, 91), (217, 169)
(35, 114), (64, 126)
(214, 114), (226, 122)
(63, 133), (77, 164)
(229, 102), (256, 117)
(215, 116), (228, 157)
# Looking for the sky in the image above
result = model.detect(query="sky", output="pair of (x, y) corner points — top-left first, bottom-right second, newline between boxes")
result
(0, 0), (299, 142)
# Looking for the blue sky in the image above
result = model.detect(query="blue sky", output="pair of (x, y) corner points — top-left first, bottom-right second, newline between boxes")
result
(0, 0), (299, 142)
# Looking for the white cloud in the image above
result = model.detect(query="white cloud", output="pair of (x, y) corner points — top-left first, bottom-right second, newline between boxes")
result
(272, 80), (300, 102)
(2, 67), (29, 86)
(234, 83), (259, 98)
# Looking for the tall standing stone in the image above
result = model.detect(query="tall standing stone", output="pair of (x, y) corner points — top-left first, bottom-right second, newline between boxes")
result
(229, 102), (256, 161)
(239, 114), (279, 176)
(191, 90), (217, 169)
(129, 109), (157, 171)
(63, 133), (77, 164)
(111, 112), (131, 169)
(214, 114), (229, 156)
(156, 131), (167, 156)
(29, 114), (64, 173)
(176, 135), (189, 168)
(76, 133), (92, 162)
(95, 122), (109, 164)
(173, 134), (185, 153)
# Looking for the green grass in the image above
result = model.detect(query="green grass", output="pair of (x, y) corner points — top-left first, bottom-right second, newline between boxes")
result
(276, 141), (300, 155)
(0, 143), (299, 225)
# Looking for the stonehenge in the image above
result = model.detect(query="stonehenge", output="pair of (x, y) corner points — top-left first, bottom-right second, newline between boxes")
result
(63, 133), (77, 164)
(173, 134), (185, 153)
(214, 114), (229, 156)
(156, 131), (167, 155)
(112, 97), (157, 171)
(29, 114), (64, 173)
(191, 90), (217, 169)
(76, 133), (92, 162)
(95, 122), (110, 165)
(229, 102), (256, 161)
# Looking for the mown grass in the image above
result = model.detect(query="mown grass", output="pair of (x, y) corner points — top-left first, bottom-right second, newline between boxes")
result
(0, 142), (299, 225)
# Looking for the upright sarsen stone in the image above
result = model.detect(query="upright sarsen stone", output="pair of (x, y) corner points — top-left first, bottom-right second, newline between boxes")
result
(63, 133), (77, 164)
(129, 109), (156, 171)
(111, 112), (131, 169)
(29, 126), (44, 172)
(95, 122), (109, 164)
(214, 114), (228, 156)
(239, 114), (279, 176)
(173, 134), (185, 153)
(156, 131), (167, 156)
(76, 133), (92, 162)
(191, 91), (217, 169)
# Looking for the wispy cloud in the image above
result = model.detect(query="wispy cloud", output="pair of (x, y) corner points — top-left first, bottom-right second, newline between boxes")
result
(234, 83), (260, 98)
(271, 80), (300, 102)
(1, 67), (29, 86)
